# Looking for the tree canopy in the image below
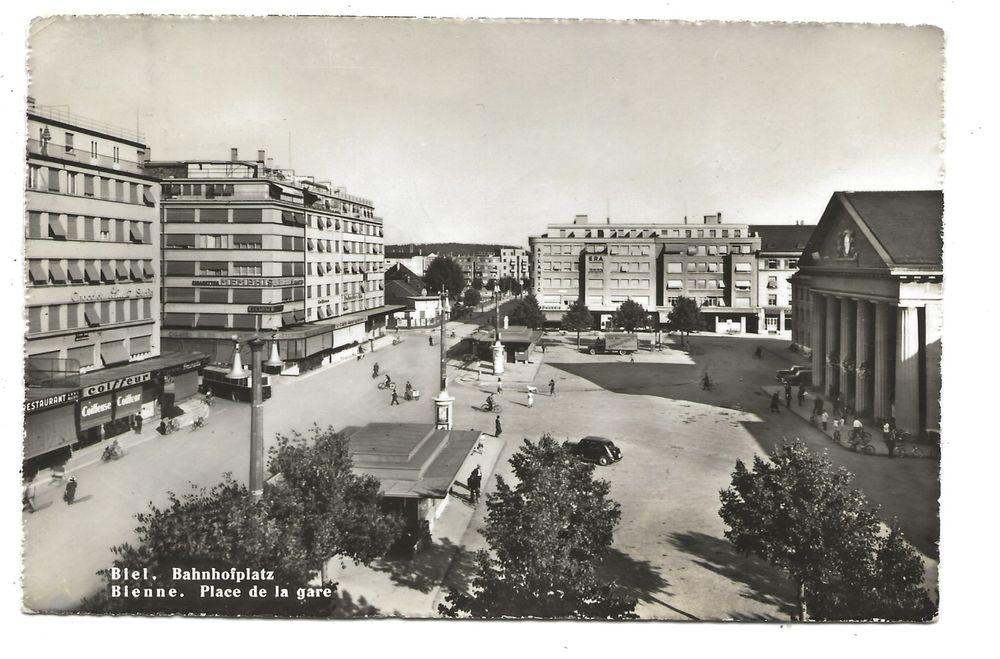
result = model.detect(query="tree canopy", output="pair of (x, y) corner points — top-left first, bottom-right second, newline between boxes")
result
(666, 296), (704, 346)
(87, 427), (400, 616)
(464, 288), (482, 309)
(423, 256), (466, 298)
(561, 299), (594, 348)
(471, 277), (484, 291)
(610, 299), (649, 332)
(439, 434), (636, 619)
(509, 294), (546, 330)
(719, 440), (935, 621)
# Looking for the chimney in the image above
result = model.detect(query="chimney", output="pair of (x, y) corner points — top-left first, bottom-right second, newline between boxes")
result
(573, 214), (589, 225)
(258, 149), (266, 162)
(683, 216), (688, 224)
(230, 147), (239, 161)
(266, 157), (274, 169)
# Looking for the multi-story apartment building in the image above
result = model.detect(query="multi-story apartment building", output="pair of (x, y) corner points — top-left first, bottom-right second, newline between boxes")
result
(529, 213), (762, 332)
(751, 224), (815, 334)
(500, 247), (530, 282)
(24, 103), (205, 467)
(455, 252), (502, 285)
(146, 149), (392, 372)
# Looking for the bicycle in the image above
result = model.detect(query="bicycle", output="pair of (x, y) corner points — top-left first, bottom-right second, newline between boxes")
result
(480, 402), (502, 413)
(191, 416), (207, 431)
(161, 417), (181, 435)
(203, 391), (216, 407)
(848, 429), (876, 454)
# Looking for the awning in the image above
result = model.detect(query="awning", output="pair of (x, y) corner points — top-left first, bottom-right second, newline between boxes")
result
(130, 223), (144, 243)
(49, 262), (67, 284)
(130, 261), (144, 281)
(325, 305), (333, 317)
(116, 261), (130, 280)
(142, 187), (155, 205)
(316, 307), (326, 319)
(143, 261), (155, 278)
(317, 263), (326, 276)
(28, 261), (46, 284)
(101, 261), (115, 282)
(293, 310), (306, 322)
(164, 312), (195, 327)
(85, 262), (100, 282)
(167, 234), (196, 247)
(67, 261), (85, 283)
(101, 340), (130, 366)
(24, 406), (78, 460)
(318, 240), (326, 252)
(84, 304), (101, 326)
(281, 312), (297, 327)
(48, 215), (67, 238)
(307, 238), (315, 251)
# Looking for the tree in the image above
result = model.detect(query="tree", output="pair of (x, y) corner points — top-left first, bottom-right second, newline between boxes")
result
(561, 299), (594, 348)
(510, 280), (523, 297)
(719, 440), (934, 621)
(424, 256), (465, 298)
(471, 277), (484, 291)
(439, 435), (636, 619)
(484, 278), (497, 293)
(464, 288), (482, 310)
(509, 294), (546, 329)
(666, 296), (704, 347)
(610, 298), (649, 332)
(87, 427), (400, 616)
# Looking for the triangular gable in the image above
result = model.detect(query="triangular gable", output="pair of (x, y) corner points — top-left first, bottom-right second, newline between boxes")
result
(797, 193), (893, 271)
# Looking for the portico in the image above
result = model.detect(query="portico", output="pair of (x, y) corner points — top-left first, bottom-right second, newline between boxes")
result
(791, 191), (942, 437)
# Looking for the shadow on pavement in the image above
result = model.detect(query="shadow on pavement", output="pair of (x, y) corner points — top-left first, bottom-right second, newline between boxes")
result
(597, 548), (703, 620)
(368, 538), (476, 595)
(668, 531), (797, 619)
(330, 588), (382, 618)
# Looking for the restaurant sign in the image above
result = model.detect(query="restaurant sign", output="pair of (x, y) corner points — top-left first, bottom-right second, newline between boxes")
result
(83, 372), (151, 398)
(24, 389), (81, 413)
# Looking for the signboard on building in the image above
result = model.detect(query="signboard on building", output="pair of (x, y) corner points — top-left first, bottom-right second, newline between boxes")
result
(83, 372), (151, 398)
(247, 304), (284, 313)
(79, 394), (114, 429)
(24, 389), (81, 413)
(190, 277), (304, 287)
(113, 387), (143, 419)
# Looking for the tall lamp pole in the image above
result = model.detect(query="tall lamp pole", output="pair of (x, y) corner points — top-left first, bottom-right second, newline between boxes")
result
(433, 290), (454, 429)
(439, 289), (448, 391)
(248, 337), (265, 501)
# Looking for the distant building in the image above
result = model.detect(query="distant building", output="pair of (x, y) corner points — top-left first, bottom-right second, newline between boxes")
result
(790, 190), (942, 437)
(751, 224), (816, 334)
(384, 264), (442, 328)
(384, 252), (433, 277)
(145, 149), (399, 374)
(529, 213), (762, 333)
(24, 103), (204, 466)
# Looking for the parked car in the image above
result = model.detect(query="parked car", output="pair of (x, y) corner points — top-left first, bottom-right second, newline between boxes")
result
(782, 369), (813, 386)
(563, 436), (623, 466)
(589, 332), (639, 355)
(775, 365), (811, 382)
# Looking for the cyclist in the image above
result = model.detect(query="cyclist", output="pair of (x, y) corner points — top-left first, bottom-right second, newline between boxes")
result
(485, 394), (496, 412)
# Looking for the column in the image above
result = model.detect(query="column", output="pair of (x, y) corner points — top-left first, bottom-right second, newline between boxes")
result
(779, 309), (786, 333)
(854, 300), (873, 415)
(824, 296), (840, 397)
(894, 306), (921, 432)
(923, 302), (943, 432)
(810, 293), (825, 390)
(839, 298), (856, 408)
(873, 302), (894, 421)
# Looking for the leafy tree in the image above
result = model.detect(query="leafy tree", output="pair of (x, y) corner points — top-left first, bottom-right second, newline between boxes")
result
(610, 298), (649, 332)
(464, 288), (482, 310)
(439, 435), (636, 619)
(509, 294), (546, 330)
(666, 296), (704, 347)
(471, 277), (484, 291)
(424, 256), (465, 298)
(510, 280), (523, 297)
(87, 427), (399, 616)
(484, 279), (497, 292)
(719, 440), (934, 621)
(561, 299), (594, 348)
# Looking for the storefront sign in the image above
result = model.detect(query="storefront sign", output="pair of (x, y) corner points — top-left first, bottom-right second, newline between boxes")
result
(161, 360), (206, 376)
(190, 277), (304, 288)
(24, 389), (81, 413)
(79, 394), (114, 429)
(83, 372), (151, 398)
(70, 286), (154, 303)
(113, 387), (143, 418)
(74, 332), (90, 341)
(247, 304), (284, 313)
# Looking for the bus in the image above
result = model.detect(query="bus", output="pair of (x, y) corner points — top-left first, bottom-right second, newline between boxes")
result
(200, 364), (273, 402)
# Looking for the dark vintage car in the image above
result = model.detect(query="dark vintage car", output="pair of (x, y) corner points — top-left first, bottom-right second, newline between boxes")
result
(775, 364), (811, 382)
(563, 436), (623, 466)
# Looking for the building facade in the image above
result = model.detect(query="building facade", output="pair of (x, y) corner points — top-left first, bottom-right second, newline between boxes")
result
(24, 104), (204, 465)
(528, 214), (762, 332)
(146, 150), (393, 372)
(790, 191), (942, 437)
(751, 224), (815, 334)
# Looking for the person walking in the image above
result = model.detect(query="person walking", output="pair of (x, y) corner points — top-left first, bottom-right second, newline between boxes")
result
(883, 422), (897, 459)
(373, 362), (380, 378)
(22, 477), (37, 513)
(133, 412), (143, 434)
(832, 416), (842, 442)
(390, 389), (400, 406)
(63, 477), (78, 505)
(833, 393), (844, 417)
(548, 379), (556, 396)
(820, 410), (829, 431)
(468, 465), (482, 504)
(813, 397), (824, 417)
(851, 417), (864, 442)
(428, 335), (434, 347)
(496, 378), (503, 396)
(784, 387), (792, 409)
(404, 381), (413, 400)
(797, 385), (806, 408)
(527, 390), (534, 408)
(753, 345), (763, 359)
(769, 392), (780, 413)
(494, 415), (502, 438)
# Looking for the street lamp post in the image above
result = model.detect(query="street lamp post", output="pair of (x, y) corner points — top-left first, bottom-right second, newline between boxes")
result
(433, 290), (454, 429)
(248, 337), (266, 501)
(492, 290), (505, 375)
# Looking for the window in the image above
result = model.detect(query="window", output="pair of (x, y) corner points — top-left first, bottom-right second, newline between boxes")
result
(199, 261), (228, 276)
(686, 245), (697, 256)
(735, 262), (753, 273)
(233, 262), (262, 276)
(28, 307), (42, 333)
(199, 209), (229, 223)
(233, 289), (262, 304)
(129, 183), (139, 204)
(48, 167), (61, 192)
(166, 234), (196, 248)
(199, 288), (228, 303)
(707, 245), (717, 255)
(84, 175), (95, 197)
(48, 215), (68, 240)
(165, 208), (195, 222)
(65, 132), (74, 153)
(697, 229), (704, 238)
(90, 141), (98, 159)
(113, 146), (120, 163)
(719, 245), (729, 256)
(787, 259), (798, 269)
(666, 279), (683, 289)
(666, 262), (682, 274)
(233, 234), (262, 249)
(233, 209), (262, 223)
(734, 280), (752, 290)
(165, 287), (196, 302)
(768, 294), (778, 306)
(100, 177), (110, 199)
(767, 276), (778, 289)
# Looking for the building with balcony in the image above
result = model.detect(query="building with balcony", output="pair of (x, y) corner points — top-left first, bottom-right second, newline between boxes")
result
(751, 223), (816, 334)
(24, 103), (205, 466)
(528, 213), (762, 332)
(790, 190), (942, 437)
(146, 149), (397, 373)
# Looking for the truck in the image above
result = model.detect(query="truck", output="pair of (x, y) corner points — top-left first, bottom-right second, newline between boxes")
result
(588, 332), (639, 355)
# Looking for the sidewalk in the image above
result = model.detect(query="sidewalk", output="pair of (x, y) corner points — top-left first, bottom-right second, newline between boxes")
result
(323, 434), (506, 617)
(760, 385), (939, 459)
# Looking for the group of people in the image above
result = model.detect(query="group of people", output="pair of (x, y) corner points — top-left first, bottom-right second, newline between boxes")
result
(22, 474), (79, 513)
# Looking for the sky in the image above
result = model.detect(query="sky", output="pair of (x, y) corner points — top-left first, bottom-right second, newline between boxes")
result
(26, 17), (942, 246)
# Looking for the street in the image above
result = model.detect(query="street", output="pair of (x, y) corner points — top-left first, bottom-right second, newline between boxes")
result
(22, 325), (938, 618)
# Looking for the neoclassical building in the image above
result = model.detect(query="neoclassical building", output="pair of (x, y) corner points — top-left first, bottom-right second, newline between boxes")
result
(790, 191), (942, 437)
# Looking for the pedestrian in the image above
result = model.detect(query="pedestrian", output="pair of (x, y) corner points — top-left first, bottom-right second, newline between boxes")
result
(373, 362), (380, 378)
(754, 345), (763, 359)
(390, 390), (400, 406)
(797, 385), (806, 407)
(785, 388), (792, 409)
(769, 392), (780, 413)
(22, 477), (37, 513)
(821, 410), (829, 431)
(832, 416), (842, 442)
(497, 378), (503, 396)
(833, 393), (844, 417)
(63, 477), (78, 505)
(429, 335), (434, 347)
(884, 424), (897, 459)
(784, 381), (792, 398)
(548, 379), (556, 396)
(629, 354), (634, 364)
(851, 417), (864, 442)
(495, 415), (502, 437)
(468, 465), (482, 504)
(405, 381), (413, 400)
(813, 397), (824, 417)
(527, 390), (534, 408)
(134, 412), (143, 434)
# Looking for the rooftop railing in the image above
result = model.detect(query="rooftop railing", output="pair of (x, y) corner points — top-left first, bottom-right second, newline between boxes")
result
(29, 105), (145, 144)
